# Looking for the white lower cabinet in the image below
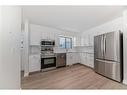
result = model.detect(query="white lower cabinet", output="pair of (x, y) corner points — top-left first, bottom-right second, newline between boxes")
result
(65, 52), (94, 68)
(79, 53), (94, 68)
(29, 54), (41, 72)
(67, 53), (74, 65)
(86, 54), (94, 68)
(67, 53), (80, 65)
(80, 53), (87, 66)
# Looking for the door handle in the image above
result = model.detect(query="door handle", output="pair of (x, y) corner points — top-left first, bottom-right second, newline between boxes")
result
(101, 36), (103, 56)
(96, 59), (118, 64)
(104, 35), (106, 55)
(96, 59), (105, 63)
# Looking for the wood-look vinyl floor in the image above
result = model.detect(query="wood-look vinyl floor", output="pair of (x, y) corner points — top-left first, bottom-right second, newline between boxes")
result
(21, 64), (127, 89)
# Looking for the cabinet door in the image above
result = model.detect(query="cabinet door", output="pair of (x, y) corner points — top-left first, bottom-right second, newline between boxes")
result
(41, 31), (48, 39)
(29, 55), (40, 72)
(74, 53), (80, 63)
(78, 53), (82, 63)
(80, 53), (87, 65)
(87, 54), (94, 68)
(30, 25), (41, 45)
(80, 53), (83, 64)
(49, 32), (55, 40)
(40, 27), (55, 40)
(67, 53), (73, 65)
(67, 53), (82, 65)
(76, 53), (81, 63)
(72, 53), (78, 64)
(67, 53), (70, 65)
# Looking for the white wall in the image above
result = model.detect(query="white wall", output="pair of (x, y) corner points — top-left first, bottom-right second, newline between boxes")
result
(0, 6), (21, 89)
(82, 17), (123, 46)
(123, 10), (127, 85)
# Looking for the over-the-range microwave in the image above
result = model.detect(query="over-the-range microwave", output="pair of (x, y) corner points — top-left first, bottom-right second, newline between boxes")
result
(41, 40), (55, 46)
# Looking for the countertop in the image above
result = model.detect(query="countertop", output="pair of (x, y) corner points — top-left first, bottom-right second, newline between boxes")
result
(67, 52), (94, 54)
(54, 51), (94, 54)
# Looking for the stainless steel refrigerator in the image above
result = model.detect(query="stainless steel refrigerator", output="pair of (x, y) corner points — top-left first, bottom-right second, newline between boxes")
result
(94, 31), (123, 82)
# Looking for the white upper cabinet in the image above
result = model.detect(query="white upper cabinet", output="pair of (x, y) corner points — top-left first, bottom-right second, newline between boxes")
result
(30, 24), (42, 45)
(30, 24), (56, 45)
(29, 24), (82, 47)
(49, 31), (55, 40)
(41, 26), (55, 40)
(41, 30), (48, 39)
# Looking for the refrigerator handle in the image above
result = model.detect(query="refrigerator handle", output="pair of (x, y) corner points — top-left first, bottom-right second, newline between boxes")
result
(101, 36), (103, 56)
(104, 35), (106, 54)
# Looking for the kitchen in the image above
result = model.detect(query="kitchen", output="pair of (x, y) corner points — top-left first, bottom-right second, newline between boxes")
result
(22, 23), (94, 74)
(20, 6), (127, 89)
(1, 6), (127, 89)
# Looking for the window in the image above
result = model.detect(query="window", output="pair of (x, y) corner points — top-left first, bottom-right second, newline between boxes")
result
(59, 37), (66, 48)
(59, 36), (72, 49)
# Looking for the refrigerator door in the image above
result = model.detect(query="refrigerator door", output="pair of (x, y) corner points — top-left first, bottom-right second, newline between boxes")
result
(95, 59), (105, 75)
(94, 35), (104, 59)
(104, 31), (120, 62)
(104, 60), (121, 82)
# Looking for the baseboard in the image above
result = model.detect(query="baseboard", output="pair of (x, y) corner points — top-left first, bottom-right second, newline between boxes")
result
(24, 72), (29, 77)
(78, 63), (94, 69)
(123, 79), (127, 85)
(24, 63), (93, 77)
(66, 63), (80, 67)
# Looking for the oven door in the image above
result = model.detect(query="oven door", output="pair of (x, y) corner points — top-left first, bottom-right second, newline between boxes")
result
(41, 57), (56, 69)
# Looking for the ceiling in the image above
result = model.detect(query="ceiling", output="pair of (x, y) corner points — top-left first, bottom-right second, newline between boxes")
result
(22, 6), (127, 32)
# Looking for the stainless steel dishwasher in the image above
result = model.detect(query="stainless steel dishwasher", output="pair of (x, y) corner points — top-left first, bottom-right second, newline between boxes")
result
(56, 53), (66, 67)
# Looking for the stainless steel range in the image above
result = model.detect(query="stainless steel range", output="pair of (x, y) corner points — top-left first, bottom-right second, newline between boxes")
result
(41, 40), (56, 69)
